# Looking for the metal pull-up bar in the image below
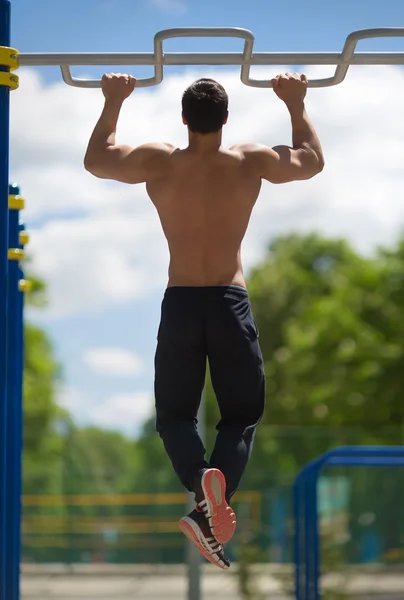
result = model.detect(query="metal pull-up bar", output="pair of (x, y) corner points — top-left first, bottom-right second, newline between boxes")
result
(18, 26), (404, 89)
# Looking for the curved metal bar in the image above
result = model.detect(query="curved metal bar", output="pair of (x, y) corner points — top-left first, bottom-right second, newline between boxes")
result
(59, 27), (256, 89)
(15, 26), (404, 89)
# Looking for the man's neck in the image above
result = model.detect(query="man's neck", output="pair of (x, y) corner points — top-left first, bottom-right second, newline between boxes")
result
(187, 131), (223, 153)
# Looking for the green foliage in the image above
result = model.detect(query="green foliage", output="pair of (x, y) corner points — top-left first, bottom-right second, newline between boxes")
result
(21, 233), (404, 568)
(23, 323), (64, 494)
(204, 234), (404, 479)
(248, 233), (404, 429)
(58, 423), (135, 495)
(25, 274), (47, 308)
(129, 418), (182, 493)
(203, 233), (404, 585)
(22, 260), (64, 493)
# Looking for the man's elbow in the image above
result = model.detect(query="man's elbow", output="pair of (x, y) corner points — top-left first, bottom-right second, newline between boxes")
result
(84, 160), (94, 174)
(307, 153), (325, 178)
(84, 156), (105, 178)
(84, 152), (95, 172)
(316, 153), (325, 174)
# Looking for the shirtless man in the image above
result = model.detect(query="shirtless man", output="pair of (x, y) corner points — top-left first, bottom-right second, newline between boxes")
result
(84, 72), (324, 569)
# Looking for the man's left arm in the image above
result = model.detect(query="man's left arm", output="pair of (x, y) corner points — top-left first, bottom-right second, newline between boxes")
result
(84, 74), (174, 184)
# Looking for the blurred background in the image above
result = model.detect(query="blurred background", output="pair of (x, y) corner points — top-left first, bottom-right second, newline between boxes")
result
(8, 0), (404, 598)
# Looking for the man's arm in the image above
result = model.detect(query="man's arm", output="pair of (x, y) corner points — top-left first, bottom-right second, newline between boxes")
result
(233, 73), (325, 184)
(84, 73), (174, 184)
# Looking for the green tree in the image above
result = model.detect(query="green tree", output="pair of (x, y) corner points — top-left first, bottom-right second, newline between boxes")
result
(245, 233), (404, 561)
(129, 418), (182, 493)
(23, 275), (64, 495)
(118, 233), (404, 503)
(203, 233), (404, 565)
(59, 424), (135, 496)
(247, 233), (404, 434)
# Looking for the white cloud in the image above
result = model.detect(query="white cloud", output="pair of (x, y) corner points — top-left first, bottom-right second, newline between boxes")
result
(91, 392), (154, 433)
(57, 385), (154, 436)
(27, 210), (168, 317)
(148, 0), (187, 14)
(83, 347), (144, 376)
(10, 64), (404, 322)
(57, 384), (84, 415)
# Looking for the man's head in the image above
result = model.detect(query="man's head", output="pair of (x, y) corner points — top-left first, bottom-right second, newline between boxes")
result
(182, 78), (229, 134)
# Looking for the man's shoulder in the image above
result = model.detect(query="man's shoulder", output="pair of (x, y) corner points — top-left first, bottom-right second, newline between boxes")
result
(162, 142), (177, 152)
(138, 143), (178, 172)
(229, 143), (269, 154)
(140, 142), (177, 155)
(228, 144), (275, 171)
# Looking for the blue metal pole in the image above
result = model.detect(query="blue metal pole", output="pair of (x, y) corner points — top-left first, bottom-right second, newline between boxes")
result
(310, 471), (320, 600)
(14, 219), (25, 600)
(294, 447), (404, 599)
(293, 475), (303, 600)
(0, 2), (12, 599)
(6, 183), (23, 600)
(304, 476), (313, 600)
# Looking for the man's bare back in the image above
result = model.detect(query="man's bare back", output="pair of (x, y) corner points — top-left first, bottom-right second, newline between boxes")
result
(84, 72), (324, 290)
(145, 146), (261, 288)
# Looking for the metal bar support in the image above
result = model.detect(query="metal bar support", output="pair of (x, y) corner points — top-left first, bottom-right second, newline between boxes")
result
(6, 184), (24, 600)
(0, 2), (11, 598)
(17, 27), (404, 89)
(294, 446), (404, 600)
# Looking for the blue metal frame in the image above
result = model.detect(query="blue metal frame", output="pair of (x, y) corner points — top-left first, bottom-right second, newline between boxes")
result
(13, 220), (24, 600)
(13, 220), (25, 600)
(6, 183), (24, 600)
(293, 446), (404, 600)
(0, 2), (12, 599)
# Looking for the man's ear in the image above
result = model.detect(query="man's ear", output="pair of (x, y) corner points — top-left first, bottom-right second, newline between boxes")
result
(182, 111), (187, 125)
(223, 111), (229, 125)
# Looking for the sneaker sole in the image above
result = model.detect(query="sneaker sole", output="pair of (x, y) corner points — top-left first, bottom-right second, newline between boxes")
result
(201, 468), (236, 544)
(178, 517), (230, 571)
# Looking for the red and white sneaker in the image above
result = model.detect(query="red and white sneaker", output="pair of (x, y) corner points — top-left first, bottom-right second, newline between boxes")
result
(194, 468), (236, 545)
(179, 511), (230, 571)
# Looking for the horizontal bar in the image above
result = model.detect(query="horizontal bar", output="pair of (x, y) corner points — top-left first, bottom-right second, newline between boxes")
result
(16, 27), (404, 89)
(294, 445), (404, 483)
(18, 51), (404, 67)
(324, 445), (404, 456)
(327, 456), (404, 467)
(22, 489), (258, 506)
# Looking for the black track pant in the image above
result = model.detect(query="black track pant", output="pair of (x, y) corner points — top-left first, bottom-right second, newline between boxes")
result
(154, 285), (266, 502)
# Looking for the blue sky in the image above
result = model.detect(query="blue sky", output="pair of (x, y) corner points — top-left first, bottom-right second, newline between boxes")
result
(12, 0), (404, 70)
(8, 0), (404, 436)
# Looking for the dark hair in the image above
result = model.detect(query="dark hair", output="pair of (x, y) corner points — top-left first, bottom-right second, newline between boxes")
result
(182, 78), (228, 134)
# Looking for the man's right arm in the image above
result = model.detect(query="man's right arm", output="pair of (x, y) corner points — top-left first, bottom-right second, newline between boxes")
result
(233, 74), (325, 184)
